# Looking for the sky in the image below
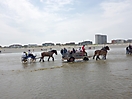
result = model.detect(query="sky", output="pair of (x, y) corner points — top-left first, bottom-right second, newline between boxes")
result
(0, 0), (132, 46)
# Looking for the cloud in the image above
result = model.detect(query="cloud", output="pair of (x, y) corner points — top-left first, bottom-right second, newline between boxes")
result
(0, 0), (132, 46)
(101, 0), (132, 17)
(99, 0), (132, 41)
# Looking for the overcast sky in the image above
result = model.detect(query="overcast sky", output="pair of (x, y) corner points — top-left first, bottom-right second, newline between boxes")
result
(0, 0), (132, 46)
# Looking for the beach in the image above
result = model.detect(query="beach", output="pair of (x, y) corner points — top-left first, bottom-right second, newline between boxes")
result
(0, 43), (129, 53)
(0, 44), (132, 99)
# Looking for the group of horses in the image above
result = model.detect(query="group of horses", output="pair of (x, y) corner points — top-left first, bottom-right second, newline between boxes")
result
(21, 46), (110, 63)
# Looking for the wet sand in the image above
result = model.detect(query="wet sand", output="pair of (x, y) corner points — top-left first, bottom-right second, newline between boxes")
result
(0, 45), (132, 99)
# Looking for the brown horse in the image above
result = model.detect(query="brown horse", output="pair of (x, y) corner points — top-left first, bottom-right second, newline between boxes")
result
(93, 46), (110, 60)
(39, 50), (57, 62)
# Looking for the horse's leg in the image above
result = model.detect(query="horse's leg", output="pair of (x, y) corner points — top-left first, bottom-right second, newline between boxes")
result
(104, 54), (107, 60)
(96, 55), (100, 60)
(42, 57), (44, 62)
(39, 57), (42, 62)
(93, 51), (97, 59)
(40, 56), (44, 62)
(98, 55), (101, 60)
(104, 55), (106, 60)
(96, 55), (98, 60)
(52, 56), (54, 61)
(48, 56), (50, 61)
(93, 55), (96, 59)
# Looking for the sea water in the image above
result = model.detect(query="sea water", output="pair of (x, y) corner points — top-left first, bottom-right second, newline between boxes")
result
(0, 47), (132, 99)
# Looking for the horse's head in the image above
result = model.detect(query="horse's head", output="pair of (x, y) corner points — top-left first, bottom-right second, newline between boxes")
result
(105, 46), (110, 50)
(51, 50), (57, 55)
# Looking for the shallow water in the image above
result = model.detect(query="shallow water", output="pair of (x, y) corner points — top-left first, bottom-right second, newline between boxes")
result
(0, 47), (132, 99)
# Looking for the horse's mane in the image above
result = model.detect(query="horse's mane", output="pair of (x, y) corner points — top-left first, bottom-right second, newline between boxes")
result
(51, 50), (56, 52)
(51, 50), (57, 54)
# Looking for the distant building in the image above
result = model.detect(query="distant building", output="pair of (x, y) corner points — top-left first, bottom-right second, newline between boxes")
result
(28, 44), (38, 47)
(56, 43), (61, 46)
(64, 42), (75, 45)
(78, 41), (92, 45)
(126, 39), (132, 43)
(9, 44), (22, 48)
(42, 43), (54, 46)
(111, 39), (126, 44)
(95, 34), (107, 44)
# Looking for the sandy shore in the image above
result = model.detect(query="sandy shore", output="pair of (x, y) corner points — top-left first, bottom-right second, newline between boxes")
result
(0, 43), (129, 53)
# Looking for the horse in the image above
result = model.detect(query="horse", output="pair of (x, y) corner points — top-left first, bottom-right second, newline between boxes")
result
(39, 50), (57, 62)
(93, 46), (110, 60)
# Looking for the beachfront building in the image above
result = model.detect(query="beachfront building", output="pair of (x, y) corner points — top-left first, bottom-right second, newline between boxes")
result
(126, 39), (132, 43)
(95, 34), (107, 44)
(9, 44), (22, 48)
(42, 43), (55, 46)
(64, 42), (76, 45)
(28, 44), (38, 47)
(78, 41), (92, 45)
(111, 39), (126, 44)
(56, 43), (61, 46)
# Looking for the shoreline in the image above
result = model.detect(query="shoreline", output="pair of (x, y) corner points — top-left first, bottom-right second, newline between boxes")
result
(0, 43), (129, 53)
